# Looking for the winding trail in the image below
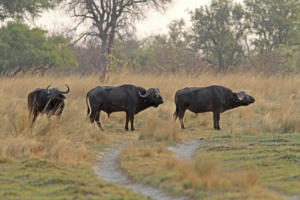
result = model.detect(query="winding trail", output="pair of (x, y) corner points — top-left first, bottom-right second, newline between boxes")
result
(94, 138), (298, 200)
(282, 195), (300, 200)
(94, 138), (202, 200)
(167, 138), (203, 160)
(94, 146), (187, 200)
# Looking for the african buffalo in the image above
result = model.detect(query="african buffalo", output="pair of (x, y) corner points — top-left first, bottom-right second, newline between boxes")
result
(86, 84), (164, 131)
(174, 85), (255, 130)
(28, 84), (70, 126)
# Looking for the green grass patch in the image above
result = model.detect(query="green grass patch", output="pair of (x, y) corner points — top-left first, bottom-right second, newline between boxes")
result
(0, 159), (148, 200)
(120, 132), (300, 200)
(199, 133), (300, 195)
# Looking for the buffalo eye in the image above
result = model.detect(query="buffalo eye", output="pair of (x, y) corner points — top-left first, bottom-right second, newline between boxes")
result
(234, 94), (241, 103)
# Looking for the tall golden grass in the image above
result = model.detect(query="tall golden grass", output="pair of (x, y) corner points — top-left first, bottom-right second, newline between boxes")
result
(1, 72), (299, 164)
(0, 75), (106, 164)
(121, 143), (281, 199)
(162, 152), (260, 192)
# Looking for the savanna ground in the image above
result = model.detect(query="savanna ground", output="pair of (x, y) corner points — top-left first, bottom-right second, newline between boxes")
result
(0, 71), (299, 199)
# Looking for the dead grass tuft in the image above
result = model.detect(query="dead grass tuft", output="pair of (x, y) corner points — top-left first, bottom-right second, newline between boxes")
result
(167, 153), (260, 192)
(165, 155), (177, 169)
(157, 142), (166, 154)
(232, 170), (260, 191)
(140, 114), (180, 142)
(46, 139), (90, 165)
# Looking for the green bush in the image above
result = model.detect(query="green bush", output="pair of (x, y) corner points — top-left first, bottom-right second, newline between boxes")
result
(0, 21), (78, 71)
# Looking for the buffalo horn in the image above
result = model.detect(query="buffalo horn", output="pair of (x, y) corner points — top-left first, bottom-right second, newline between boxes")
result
(46, 85), (51, 90)
(59, 84), (70, 94)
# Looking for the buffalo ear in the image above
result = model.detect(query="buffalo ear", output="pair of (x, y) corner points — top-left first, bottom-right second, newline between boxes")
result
(236, 91), (246, 101)
(59, 94), (66, 99)
(140, 89), (146, 95)
(138, 89), (147, 98)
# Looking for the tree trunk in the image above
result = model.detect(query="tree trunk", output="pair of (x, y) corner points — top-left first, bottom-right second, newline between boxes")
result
(99, 46), (107, 81)
(217, 52), (225, 72)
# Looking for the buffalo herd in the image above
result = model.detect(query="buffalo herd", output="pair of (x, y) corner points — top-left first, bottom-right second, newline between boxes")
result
(28, 83), (255, 130)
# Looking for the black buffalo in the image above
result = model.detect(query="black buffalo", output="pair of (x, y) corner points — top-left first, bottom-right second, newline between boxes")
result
(174, 85), (255, 130)
(28, 84), (70, 126)
(86, 84), (164, 131)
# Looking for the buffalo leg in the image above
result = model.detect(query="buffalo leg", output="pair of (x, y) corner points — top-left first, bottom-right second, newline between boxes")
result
(179, 118), (184, 129)
(30, 112), (38, 128)
(130, 114), (135, 131)
(213, 112), (221, 130)
(95, 111), (104, 130)
(178, 108), (187, 129)
(89, 108), (97, 123)
(125, 112), (129, 131)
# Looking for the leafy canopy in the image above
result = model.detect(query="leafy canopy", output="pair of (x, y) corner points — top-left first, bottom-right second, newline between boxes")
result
(245, 0), (300, 54)
(191, 0), (248, 72)
(0, 0), (58, 20)
(0, 21), (78, 71)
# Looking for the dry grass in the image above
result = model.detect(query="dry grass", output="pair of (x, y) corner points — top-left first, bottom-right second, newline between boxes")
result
(120, 143), (282, 200)
(0, 75), (107, 165)
(139, 114), (180, 142)
(163, 153), (260, 192)
(1, 72), (299, 166)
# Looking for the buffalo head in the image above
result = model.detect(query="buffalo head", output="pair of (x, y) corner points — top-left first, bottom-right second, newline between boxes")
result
(139, 88), (164, 107)
(47, 84), (70, 101)
(235, 91), (255, 106)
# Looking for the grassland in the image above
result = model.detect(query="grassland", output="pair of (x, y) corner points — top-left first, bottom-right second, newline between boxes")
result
(0, 72), (299, 199)
(0, 159), (148, 200)
(120, 133), (300, 200)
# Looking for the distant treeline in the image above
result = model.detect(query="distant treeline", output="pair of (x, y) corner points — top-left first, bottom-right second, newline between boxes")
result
(1, 0), (300, 76)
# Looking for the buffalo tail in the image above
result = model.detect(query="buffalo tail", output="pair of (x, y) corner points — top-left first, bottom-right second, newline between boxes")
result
(173, 103), (179, 121)
(86, 95), (91, 118)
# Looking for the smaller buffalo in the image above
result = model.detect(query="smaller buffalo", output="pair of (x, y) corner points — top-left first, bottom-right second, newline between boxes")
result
(174, 85), (255, 130)
(28, 84), (70, 126)
(86, 84), (164, 131)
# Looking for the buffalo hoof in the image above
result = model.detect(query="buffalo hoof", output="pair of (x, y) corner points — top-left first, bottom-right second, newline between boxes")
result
(131, 128), (135, 131)
(125, 127), (129, 131)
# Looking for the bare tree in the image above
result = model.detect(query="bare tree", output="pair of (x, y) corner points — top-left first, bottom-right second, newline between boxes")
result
(64, 0), (172, 78)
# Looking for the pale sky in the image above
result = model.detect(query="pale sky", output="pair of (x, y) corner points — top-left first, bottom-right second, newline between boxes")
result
(36, 0), (241, 38)
(135, 0), (211, 37)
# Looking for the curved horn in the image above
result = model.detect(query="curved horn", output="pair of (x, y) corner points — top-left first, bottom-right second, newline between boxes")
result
(46, 85), (51, 90)
(59, 84), (70, 94)
(139, 89), (151, 98)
